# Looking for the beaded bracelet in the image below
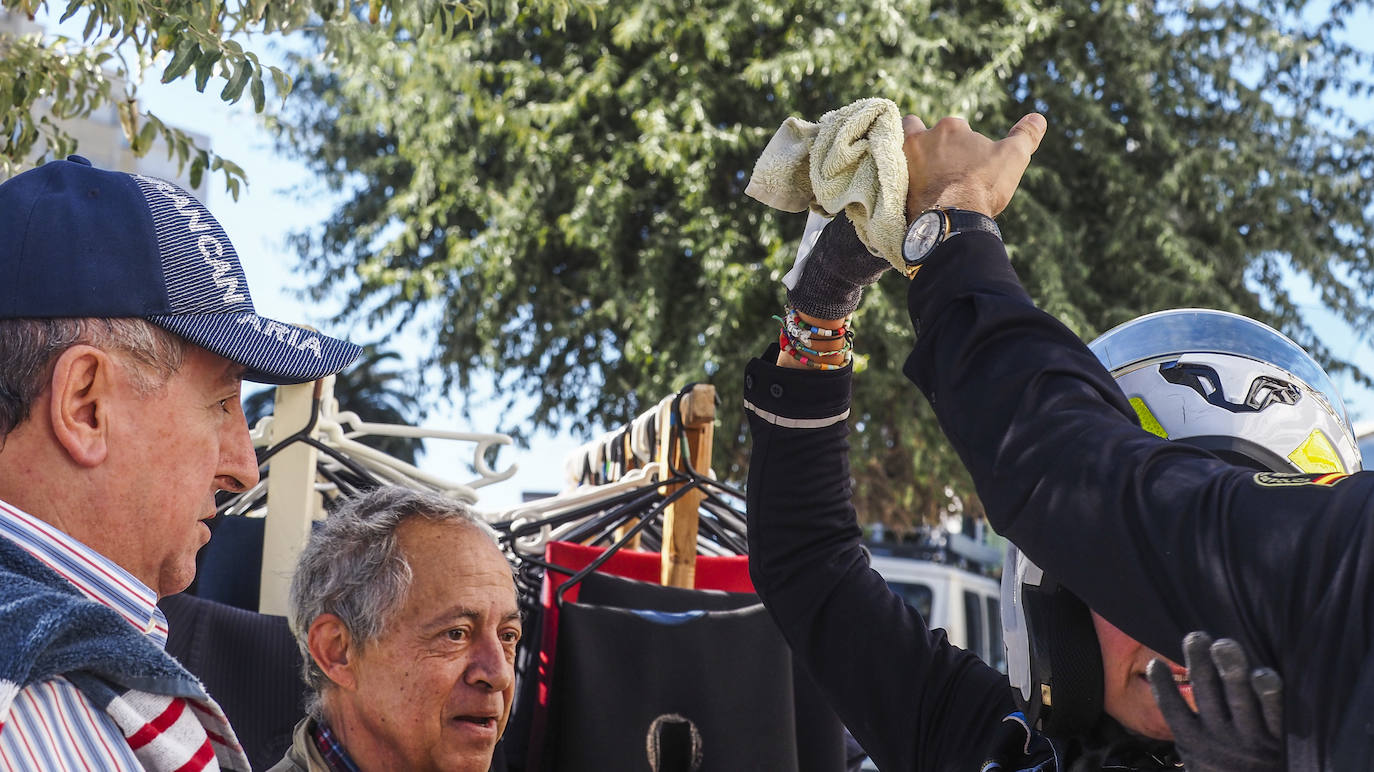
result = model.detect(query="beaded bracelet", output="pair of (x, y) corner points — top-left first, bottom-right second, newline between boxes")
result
(790, 307), (850, 339)
(775, 308), (850, 344)
(778, 328), (851, 371)
(787, 328), (855, 359)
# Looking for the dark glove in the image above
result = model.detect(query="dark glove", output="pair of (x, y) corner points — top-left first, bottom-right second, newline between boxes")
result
(784, 211), (891, 320)
(1148, 631), (1284, 771)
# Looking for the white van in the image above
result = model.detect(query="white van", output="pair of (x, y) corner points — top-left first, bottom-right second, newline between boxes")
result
(865, 553), (1005, 673)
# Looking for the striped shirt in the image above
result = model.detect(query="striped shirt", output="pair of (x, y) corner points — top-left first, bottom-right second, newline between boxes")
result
(0, 498), (177, 770)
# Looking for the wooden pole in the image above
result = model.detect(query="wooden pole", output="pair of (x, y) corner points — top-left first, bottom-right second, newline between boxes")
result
(659, 384), (715, 588)
(258, 377), (333, 615)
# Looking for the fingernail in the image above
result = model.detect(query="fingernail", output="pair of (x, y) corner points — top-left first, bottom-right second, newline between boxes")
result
(1252, 668), (1281, 693)
(1210, 639), (1247, 673)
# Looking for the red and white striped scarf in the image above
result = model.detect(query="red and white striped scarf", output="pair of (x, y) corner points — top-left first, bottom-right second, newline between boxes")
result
(102, 689), (249, 771)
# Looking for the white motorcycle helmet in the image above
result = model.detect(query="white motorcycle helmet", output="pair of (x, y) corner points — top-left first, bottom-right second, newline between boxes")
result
(1002, 308), (1361, 734)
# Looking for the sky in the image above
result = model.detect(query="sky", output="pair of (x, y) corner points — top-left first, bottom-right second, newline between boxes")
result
(32, 13), (1374, 503)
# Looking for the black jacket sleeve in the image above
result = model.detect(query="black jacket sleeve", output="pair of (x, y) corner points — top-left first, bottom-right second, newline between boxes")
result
(744, 348), (1016, 771)
(902, 230), (1374, 768)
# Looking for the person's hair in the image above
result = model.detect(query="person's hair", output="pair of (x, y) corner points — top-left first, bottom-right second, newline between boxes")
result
(0, 318), (188, 438)
(288, 485), (501, 719)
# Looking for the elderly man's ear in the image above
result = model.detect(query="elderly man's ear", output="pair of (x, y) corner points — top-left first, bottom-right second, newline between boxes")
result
(308, 613), (360, 691)
(48, 346), (115, 468)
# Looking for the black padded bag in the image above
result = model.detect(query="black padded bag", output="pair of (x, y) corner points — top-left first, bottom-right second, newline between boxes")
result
(546, 602), (799, 771)
(576, 572), (847, 771)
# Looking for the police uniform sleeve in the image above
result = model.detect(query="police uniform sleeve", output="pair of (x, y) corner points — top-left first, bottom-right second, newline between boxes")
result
(902, 230), (1374, 767)
(744, 347), (1015, 771)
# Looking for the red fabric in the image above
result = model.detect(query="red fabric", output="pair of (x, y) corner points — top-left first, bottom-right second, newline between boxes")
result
(526, 542), (753, 767)
(542, 541), (754, 607)
(170, 740), (215, 772)
(125, 700), (186, 750)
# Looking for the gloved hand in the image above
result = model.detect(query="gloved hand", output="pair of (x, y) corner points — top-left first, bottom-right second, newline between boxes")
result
(783, 211), (891, 320)
(1148, 631), (1284, 771)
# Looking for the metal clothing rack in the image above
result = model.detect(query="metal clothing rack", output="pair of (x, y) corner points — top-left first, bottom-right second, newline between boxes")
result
(489, 383), (732, 589)
(223, 376), (517, 615)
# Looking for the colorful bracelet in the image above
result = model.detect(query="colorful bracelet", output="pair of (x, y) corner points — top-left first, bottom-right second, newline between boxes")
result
(786, 328), (854, 358)
(775, 308), (849, 344)
(790, 307), (850, 339)
(778, 328), (851, 371)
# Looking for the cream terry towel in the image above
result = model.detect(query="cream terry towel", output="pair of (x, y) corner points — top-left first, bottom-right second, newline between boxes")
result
(745, 98), (908, 271)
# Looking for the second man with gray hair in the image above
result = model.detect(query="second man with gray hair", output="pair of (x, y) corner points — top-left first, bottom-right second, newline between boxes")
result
(271, 486), (522, 772)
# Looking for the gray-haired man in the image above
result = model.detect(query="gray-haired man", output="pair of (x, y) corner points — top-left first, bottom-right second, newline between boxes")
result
(271, 486), (521, 772)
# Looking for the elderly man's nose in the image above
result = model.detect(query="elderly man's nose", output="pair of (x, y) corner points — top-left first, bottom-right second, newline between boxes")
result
(218, 411), (260, 492)
(468, 635), (515, 690)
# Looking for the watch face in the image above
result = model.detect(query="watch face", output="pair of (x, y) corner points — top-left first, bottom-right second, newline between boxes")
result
(903, 210), (945, 265)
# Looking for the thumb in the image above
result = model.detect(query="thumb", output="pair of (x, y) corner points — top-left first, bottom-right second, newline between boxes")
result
(1003, 112), (1047, 158)
(903, 114), (928, 136)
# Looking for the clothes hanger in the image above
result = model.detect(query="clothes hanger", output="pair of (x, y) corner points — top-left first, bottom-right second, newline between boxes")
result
(499, 482), (672, 557)
(489, 462), (673, 554)
(553, 482), (700, 608)
(243, 383), (517, 505)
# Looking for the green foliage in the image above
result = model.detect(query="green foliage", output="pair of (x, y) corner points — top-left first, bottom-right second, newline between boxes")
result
(277, 0), (1374, 529)
(0, 28), (113, 168)
(0, 0), (600, 192)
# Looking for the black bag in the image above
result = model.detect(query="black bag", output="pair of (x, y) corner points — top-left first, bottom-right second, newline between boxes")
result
(576, 573), (847, 771)
(547, 601), (799, 771)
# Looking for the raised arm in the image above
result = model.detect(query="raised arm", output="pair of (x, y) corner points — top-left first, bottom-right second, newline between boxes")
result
(745, 213), (1013, 769)
(744, 350), (1013, 770)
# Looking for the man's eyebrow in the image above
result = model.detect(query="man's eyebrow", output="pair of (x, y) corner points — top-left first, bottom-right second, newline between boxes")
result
(422, 606), (481, 628)
(423, 607), (524, 629)
(222, 362), (249, 384)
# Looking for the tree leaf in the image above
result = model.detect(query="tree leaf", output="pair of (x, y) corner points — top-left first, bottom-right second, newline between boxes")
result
(193, 48), (223, 92)
(189, 151), (206, 189)
(269, 65), (292, 99)
(58, 0), (83, 22)
(250, 70), (265, 112)
(160, 38), (200, 83)
(219, 57), (251, 102)
(134, 112), (158, 152)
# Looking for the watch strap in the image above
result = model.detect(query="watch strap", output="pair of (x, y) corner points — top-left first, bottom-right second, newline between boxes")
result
(944, 209), (1002, 242)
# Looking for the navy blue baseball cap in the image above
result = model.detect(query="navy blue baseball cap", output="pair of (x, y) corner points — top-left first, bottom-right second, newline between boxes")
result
(0, 156), (361, 384)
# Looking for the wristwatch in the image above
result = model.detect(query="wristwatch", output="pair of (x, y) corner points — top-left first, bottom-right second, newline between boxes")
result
(900, 207), (1002, 277)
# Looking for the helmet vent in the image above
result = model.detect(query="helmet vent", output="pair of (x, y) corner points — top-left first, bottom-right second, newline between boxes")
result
(1159, 362), (1300, 413)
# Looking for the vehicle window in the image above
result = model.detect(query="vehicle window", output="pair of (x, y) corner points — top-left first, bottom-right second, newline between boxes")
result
(964, 590), (984, 662)
(887, 581), (934, 623)
(986, 596), (1006, 673)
